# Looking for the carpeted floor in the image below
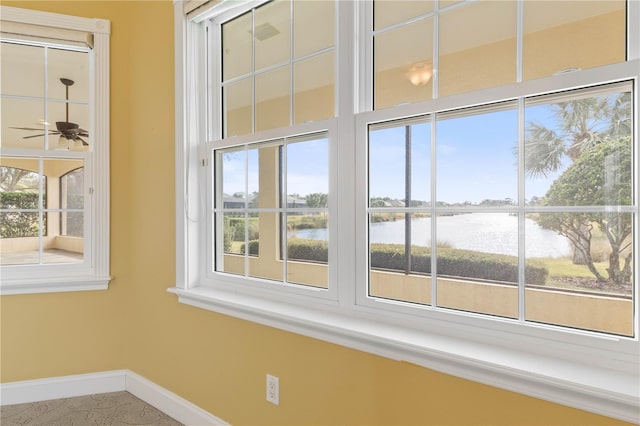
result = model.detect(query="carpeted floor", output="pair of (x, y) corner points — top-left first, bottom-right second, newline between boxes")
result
(0, 391), (183, 426)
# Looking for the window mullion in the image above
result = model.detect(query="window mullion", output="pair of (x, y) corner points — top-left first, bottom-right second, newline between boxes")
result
(430, 113), (437, 308)
(517, 97), (525, 322)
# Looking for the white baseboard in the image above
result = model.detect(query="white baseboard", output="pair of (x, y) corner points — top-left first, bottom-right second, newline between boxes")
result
(126, 371), (228, 425)
(0, 370), (228, 426)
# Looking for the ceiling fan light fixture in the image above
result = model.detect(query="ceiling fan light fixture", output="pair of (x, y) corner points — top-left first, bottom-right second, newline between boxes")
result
(70, 139), (88, 152)
(56, 134), (70, 150)
(406, 62), (433, 86)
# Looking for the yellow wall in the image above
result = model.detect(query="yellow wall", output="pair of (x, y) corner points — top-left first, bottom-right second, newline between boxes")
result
(0, 2), (633, 425)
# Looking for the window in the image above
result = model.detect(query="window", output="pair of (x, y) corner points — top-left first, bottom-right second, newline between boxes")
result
(60, 167), (84, 237)
(0, 6), (110, 294)
(174, 0), (638, 421)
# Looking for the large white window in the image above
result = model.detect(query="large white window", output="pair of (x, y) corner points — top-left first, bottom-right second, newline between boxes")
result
(0, 7), (110, 294)
(174, 1), (639, 421)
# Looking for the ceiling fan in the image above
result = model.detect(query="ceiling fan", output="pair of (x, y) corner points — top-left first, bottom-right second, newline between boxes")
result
(11, 78), (89, 149)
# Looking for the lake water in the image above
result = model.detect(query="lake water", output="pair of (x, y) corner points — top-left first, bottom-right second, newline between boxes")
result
(291, 213), (572, 258)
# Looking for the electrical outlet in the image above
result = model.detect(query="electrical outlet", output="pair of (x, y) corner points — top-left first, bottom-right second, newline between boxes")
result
(266, 374), (279, 405)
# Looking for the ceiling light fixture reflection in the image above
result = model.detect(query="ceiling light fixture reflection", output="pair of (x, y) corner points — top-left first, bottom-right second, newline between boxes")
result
(406, 62), (433, 86)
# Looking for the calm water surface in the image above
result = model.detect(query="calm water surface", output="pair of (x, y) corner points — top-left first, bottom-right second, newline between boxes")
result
(291, 213), (571, 258)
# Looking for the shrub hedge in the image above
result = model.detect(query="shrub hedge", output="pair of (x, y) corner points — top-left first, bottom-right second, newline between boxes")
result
(0, 192), (41, 238)
(239, 239), (548, 284)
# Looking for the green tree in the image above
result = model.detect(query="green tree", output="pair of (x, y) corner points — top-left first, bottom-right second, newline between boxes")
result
(538, 137), (632, 284)
(525, 92), (631, 264)
(305, 192), (328, 208)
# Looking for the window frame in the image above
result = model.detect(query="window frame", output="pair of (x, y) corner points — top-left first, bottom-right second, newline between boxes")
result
(172, 1), (639, 422)
(0, 6), (111, 295)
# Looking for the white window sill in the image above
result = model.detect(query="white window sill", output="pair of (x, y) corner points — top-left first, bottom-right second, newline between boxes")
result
(168, 285), (639, 423)
(1, 276), (111, 295)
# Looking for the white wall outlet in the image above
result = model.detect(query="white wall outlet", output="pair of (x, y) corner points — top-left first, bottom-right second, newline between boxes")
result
(266, 374), (279, 405)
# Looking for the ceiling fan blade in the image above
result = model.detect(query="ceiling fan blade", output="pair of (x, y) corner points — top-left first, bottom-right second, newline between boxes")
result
(10, 126), (45, 131)
(22, 131), (60, 139)
(76, 136), (89, 146)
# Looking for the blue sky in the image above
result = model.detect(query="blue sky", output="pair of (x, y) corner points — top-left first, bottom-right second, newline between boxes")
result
(370, 105), (566, 204)
(221, 104), (566, 203)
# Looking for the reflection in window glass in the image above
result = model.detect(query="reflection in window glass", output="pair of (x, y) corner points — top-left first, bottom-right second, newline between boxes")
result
(224, 78), (252, 138)
(222, 11), (252, 81)
(0, 42), (44, 98)
(374, 18), (433, 109)
(437, 105), (518, 206)
(256, 66), (290, 132)
(294, 52), (335, 125)
(523, 0), (626, 81)
(293, 0), (334, 58)
(374, 0), (433, 31)
(439, 1), (516, 97)
(1, 98), (46, 150)
(254, 0), (290, 71)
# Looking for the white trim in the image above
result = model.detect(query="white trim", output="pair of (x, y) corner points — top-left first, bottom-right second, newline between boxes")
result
(0, 370), (126, 406)
(168, 285), (640, 424)
(126, 371), (228, 426)
(0, 6), (110, 34)
(0, 276), (111, 295)
(0, 370), (229, 426)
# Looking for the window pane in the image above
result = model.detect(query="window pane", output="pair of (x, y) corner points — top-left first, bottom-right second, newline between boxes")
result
(524, 88), (632, 204)
(0, 42), (44, 97)
(525, 212), (633, 336)
(224, 78), (253, 137)
(369, 212), (432, 306)
(218, 212), (246, 275)
(523, 1), (626, 81)
(247, 212), (283, 282)
(293, 0), (334, 58)
(374, 1), (433, 30)
(439, 1), (516, 97)
(435, 212), (518, 319)
(47, 49), (89, 102)
(374, 18), (433, 109)
(249, 143), (280, 209)
(60, 167), (84, 237)
(254, 0), (290, 71)
(369, 120), (431, 207)
(1, 98), (46, 150)
(287, 213), (328, 288)
(0, 160), (42, 254)
(43, 158), (83, 264)
(256, 66), (290, 132)
(48, 102), (90, 151)
(436, 105), (517, 205)
(219, 147), (246, 208)
(286, 135), (328, 208)
(294, 52), (335, 125)
(222, 11), (252, 81)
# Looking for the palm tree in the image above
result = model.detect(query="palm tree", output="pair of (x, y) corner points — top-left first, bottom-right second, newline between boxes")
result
(524, 92), (631, 265)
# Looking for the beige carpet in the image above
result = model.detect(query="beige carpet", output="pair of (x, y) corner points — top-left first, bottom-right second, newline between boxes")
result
(0, 391), (183, 426)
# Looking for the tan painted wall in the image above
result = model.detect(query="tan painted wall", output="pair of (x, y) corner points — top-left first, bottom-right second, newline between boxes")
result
(0, 2), (633, 425)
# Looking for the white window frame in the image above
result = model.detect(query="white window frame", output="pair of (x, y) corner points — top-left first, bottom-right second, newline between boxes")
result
(172, 1), (639, 422)
(0, 6), (110, 295)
